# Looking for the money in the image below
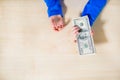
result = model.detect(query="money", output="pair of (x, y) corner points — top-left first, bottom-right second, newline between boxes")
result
(73, 16), (96, 55)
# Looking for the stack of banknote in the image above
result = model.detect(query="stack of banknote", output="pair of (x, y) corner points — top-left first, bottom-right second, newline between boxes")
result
(73, 16), (96, 55)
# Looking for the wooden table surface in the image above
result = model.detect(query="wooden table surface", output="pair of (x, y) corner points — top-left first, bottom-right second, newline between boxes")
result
(0, 0), (120, 80)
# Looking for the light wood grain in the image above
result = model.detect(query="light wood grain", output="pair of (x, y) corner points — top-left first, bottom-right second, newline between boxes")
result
(0, 0), (120, 80)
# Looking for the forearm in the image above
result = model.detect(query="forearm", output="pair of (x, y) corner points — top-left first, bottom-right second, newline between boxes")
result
(44, 0), (63, 17)
(81, 0), (107, 26)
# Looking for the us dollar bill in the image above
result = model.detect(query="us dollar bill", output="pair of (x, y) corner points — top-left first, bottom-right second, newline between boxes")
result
(73, 16), (96, 55)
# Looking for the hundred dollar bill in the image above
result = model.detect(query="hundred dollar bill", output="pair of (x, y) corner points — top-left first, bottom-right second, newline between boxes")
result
(73, 16), (96, 55)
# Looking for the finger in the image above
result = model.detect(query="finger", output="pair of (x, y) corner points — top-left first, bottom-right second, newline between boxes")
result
(72, 31), (80, 43)
(58, 25), (63, 31)
(73, 34), (78, 43)
(53, 22), (60, 31)
(52, 21), (59, 31)
(72, 26), (81, 32)
(73, 25), (79, 27)
(58, 20), (64, 31)
(90, 29), (94, 36)
(50, 19), (58, 31)
(72, 28), (80, 35)
(57, 21), (64, 31)
(72, 31), (79, 43)
(73, 30), (79, 35)
(55, 25), (61, 31)
(74, 39), (77, 43)
(50, 17), (61, 32)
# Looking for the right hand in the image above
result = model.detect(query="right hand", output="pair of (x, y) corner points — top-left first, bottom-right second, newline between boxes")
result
(72, 25), (94, 43)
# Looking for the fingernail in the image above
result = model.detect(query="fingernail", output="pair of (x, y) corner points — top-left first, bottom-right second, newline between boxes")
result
(74, 25), (79, 27)
(74, 40), (77, 43)
(78, 29), (82, 32)
(54, 28), (59, 31)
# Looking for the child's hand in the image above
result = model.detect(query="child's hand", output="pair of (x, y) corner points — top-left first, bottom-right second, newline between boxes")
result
(50, 15), (64, 31)
(72, 25), (94, 43)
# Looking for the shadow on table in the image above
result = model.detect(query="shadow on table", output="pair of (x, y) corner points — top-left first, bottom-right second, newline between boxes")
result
(92, 14), (108, 44)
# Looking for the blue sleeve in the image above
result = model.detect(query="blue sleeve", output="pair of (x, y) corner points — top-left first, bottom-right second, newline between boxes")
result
(44, 0), (63, 17)
(81, 0), (107, 26)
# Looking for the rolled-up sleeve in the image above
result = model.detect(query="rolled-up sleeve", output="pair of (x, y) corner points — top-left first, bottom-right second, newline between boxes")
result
(81, 0), (107, 26)
(44, 0), (63, 17)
